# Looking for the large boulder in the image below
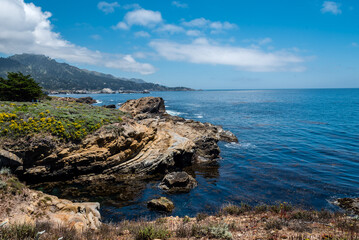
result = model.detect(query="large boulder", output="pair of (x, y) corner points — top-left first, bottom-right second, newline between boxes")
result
(159, 172), (197, 193)
(147, 197), (174, 212)
(120, 97), (165, 116)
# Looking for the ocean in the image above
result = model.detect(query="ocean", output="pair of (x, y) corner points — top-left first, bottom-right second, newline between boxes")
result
(57, 89), (359, 221)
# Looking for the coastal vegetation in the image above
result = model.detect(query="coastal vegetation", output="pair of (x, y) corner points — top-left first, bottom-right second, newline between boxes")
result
(0, 99), (123, 141)
(0, 72), (43, 102)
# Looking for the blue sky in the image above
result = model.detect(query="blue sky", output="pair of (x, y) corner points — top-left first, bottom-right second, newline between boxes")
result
(0, 0), (358, 89)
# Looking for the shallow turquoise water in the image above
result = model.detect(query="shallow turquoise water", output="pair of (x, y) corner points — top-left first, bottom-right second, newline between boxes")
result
(58, 89), (359, 221)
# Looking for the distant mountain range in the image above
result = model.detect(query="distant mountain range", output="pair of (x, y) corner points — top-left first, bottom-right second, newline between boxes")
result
(0, 54), (192, 92)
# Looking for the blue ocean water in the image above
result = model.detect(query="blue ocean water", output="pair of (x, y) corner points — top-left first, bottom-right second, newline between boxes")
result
(58, 89), (359, 221)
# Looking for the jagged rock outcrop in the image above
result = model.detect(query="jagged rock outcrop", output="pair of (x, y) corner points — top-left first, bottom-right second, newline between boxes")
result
(1, 97), (237, 200)
(159, 172), (197, 193)
(120, 97), (165, 116)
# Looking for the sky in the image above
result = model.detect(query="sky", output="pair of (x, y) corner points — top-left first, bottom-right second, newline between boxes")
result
(0, 0), (358, 89)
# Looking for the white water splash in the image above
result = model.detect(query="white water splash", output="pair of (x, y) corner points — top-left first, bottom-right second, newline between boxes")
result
(166, 110), (187, 116)
(225, 142), (256, 150)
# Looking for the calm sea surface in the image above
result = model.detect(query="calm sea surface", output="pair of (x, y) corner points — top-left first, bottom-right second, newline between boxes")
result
(58, 89), (359, 221)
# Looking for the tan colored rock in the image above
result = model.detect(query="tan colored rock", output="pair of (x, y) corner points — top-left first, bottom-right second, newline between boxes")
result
(147, 197), (175, 212)
(120, 97), (165, 116)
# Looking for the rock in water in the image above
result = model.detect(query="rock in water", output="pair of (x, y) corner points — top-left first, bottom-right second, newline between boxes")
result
(147, 197), (175, 212)
(120, 97), (165, 116)
(336, 198), (359, 214)
(159, 172), (197, 193)
(76, 97), (97, 104)
(103, 104), (116, 108)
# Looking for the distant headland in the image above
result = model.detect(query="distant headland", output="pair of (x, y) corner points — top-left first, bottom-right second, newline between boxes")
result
(0, 53), (193, 92)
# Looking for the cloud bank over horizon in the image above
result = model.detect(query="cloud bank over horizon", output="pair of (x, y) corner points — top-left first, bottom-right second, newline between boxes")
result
(0, 0), (155, 75)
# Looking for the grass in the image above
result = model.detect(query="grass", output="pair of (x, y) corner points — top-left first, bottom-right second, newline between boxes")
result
(0, 99), (123, 141)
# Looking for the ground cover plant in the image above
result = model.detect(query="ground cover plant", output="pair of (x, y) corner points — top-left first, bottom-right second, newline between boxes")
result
(0, 100), (123, 141)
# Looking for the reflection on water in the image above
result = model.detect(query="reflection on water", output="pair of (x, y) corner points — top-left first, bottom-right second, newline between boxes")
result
(53, 89), (359, 221)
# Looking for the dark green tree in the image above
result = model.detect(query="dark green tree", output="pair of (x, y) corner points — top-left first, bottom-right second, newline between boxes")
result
(0, 72), (43, 101)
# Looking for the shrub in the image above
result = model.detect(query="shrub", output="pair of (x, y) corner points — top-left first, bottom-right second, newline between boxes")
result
(176, 224), (191, 238)
(264, 219), (286, 230)
(190, 223), (233, 240)
(196, 212), (208, 222)
(135, 225), (171, 240)
(290, 211), (315, 221)
(0, 72), (43, 102)
(0, 180), (7, 190)
(0, 224), (36, 239)
(208, 224), (233, 240)
(220, 203), (252, 216)
(0, 167), (11, 176)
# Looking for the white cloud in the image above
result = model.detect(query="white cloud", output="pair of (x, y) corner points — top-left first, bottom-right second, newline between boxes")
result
(91, 34), (102, 40)
(182, 18), (210, 28)
(97, 1), (120, 14)
(134, 31), (151, 38)
(321, 1), (342, 15)
(114, 8), (162, 30)
(0, 0), (155, 75)
(172, 1), (188, 8)
(186, 30), (201, 36)
(150, 39), (305, 72)
(352, 42), (358, 47)
(258, 37), (272, 45)
(182, 18), (237, 33)
(156, 24), (184, 34)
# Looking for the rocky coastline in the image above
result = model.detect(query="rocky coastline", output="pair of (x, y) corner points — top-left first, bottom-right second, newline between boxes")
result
(0, 96), (237, 229)
(1, 96), (358, 239)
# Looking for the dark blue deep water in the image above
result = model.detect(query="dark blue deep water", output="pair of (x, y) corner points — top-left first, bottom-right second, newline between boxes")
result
(59, 89), (359, 221)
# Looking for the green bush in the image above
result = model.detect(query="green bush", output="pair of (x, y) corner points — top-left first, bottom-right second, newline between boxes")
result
(0, 224), (36, 240)
(135, 225), (171, 240)
(0, 72), (43, 102)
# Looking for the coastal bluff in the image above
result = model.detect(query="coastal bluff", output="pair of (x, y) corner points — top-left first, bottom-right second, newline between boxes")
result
(3, 97), (237, 183)
(0, 96), (237, 228)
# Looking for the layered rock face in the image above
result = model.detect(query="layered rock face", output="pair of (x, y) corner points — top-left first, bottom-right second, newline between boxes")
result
(1, 97), (237, 184)
(0, 97), (237, 203)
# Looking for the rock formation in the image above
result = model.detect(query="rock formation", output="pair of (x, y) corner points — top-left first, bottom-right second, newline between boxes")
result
(147, 197), (175, 212)
(159, 172), (197, 193)
(1, 97), (237, 202)
(0, 174), (101, 232)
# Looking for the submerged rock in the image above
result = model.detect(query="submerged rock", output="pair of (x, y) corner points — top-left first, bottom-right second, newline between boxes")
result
(159, 172), (197, 193)
(336, 198), (359, 214)
(147, 197), (174, 212)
